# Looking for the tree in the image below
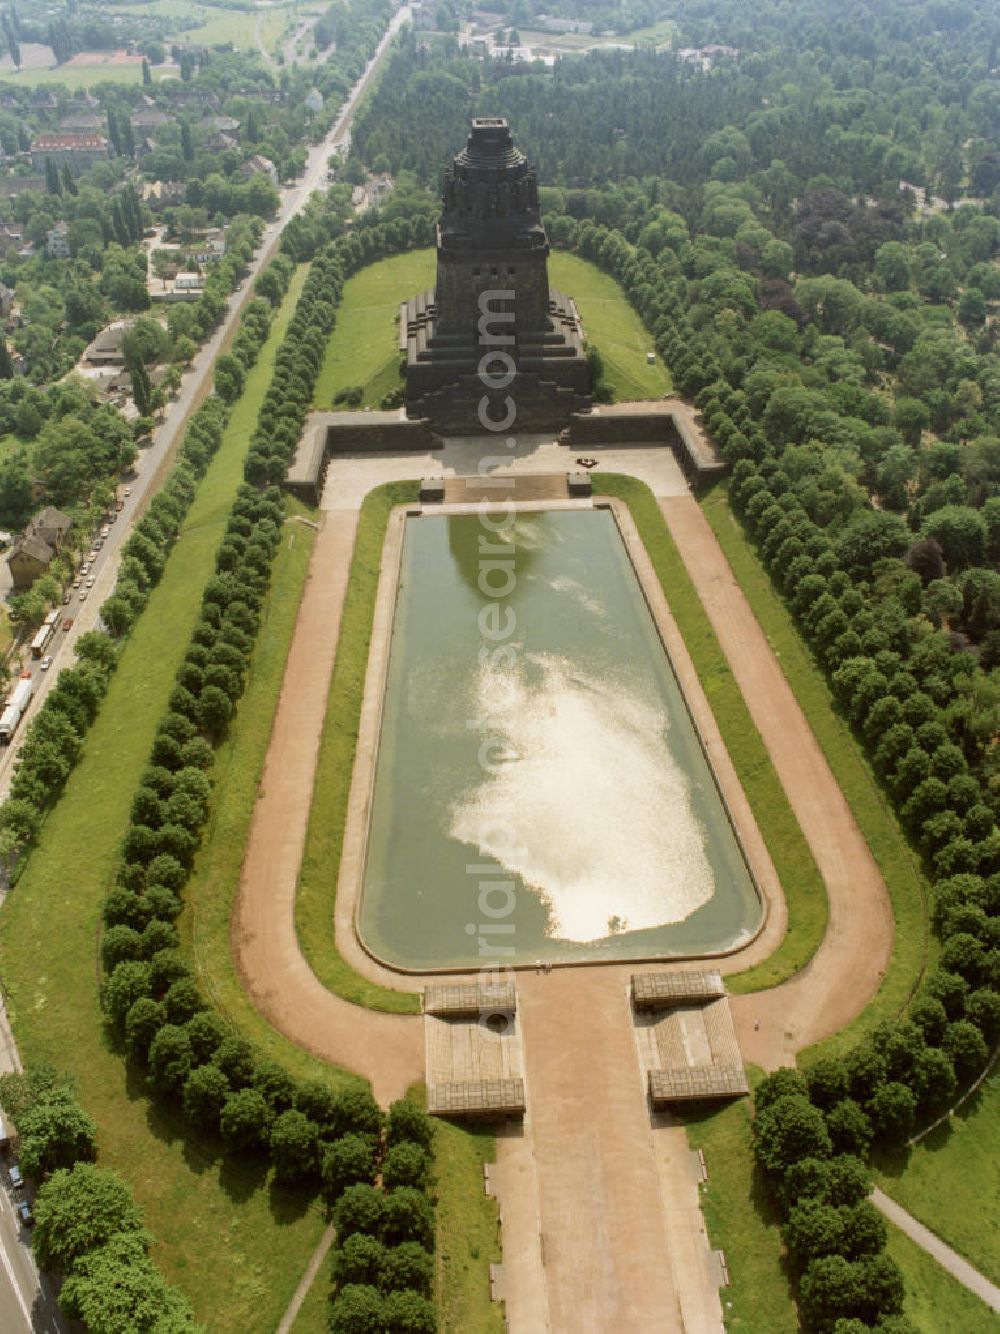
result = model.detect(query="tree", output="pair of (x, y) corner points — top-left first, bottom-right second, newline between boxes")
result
(182, 1064), (229, 1131)
(382, 1142), (430, 1192)
(142, 57), (151, 87)
(382, 1188), (435, 1248)
(379, 1241), (433, 1296)
(147, 1024), (193, 1093)
(59, 1232), (197, 1332)
(867, 1081), (916, 1141)
(269, 1109), (319, 1183)
(381, 1288), (437, 1332)
(824, 1100), (872, 1158)
(942, 1020), (989, 1081)
(333, 1184), (385, 1239)
(333, 1233), (387, 1288)
(16, 1090), (97, 1179)
(32, 1164), (146, 1273)
(328, 1284), (384, 1334)
(754, 1095), (832, 1175)
(213, 353), (245, 404)
(386, 1100), (434, 1149)
(920, 506), (988, 571)
(220, 1087), (271, 1152)
(323, 1135), (375, 1200)
(835, 511), (910, 577)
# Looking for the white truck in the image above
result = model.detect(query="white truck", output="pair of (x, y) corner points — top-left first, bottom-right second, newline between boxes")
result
(0, 677), (34, 743)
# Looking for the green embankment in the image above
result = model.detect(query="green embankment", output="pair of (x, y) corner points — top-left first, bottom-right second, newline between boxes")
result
(549, 250), (672, 400)
(312, 248), (671, 411)
(0, 269), (332, 1334)
(683, 1073), (798, 1332)
(312, 250), (435, 408)
(184, 497), (362, 1091)
(700, 487), (931, 1055)
(295, 481), (421, 1013)
(595, 473), (829, 990)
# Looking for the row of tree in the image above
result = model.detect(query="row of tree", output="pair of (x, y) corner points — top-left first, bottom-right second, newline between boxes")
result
(511, 206), (999, 1329)
(92, 254), (440, 1327)
(0, 1066), (198, 1331)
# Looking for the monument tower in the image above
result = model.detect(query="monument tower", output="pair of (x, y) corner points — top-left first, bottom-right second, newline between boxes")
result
(402, 118), (591, 432)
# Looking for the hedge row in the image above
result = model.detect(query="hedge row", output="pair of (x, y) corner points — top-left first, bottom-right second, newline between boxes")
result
(94, 240), (439, 1324)
(539, 212), (997, 1332)
(0, 256), (294, 864)
(0, 1065), (198, 1332)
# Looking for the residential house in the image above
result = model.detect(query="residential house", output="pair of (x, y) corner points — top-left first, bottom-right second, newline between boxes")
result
(45, 222), (70, 259)
(30, 506), (72, 552)
(130, 108), (170, 132)
(84, 322), (132, 368)
(29, 133), (110, 174)
(7, 534), (55, 588)
(191, 232), (226, 263)
(58, 112), (105, 132)
(142, 180), (185, 212)
(240, 153), (278, 188)
(7, 506), (72, 589)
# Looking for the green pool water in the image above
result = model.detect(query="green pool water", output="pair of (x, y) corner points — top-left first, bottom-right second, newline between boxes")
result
(357, 508), (762, 970)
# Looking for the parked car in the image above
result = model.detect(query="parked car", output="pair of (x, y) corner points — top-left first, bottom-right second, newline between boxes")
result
(123, 487), (132, 497)
(9, 1163), (23, 1189)
(78, 589), (88, 602)
(62, 618), (73, 632)
(16, 1200), (32, 1226)
(62, 591), (71, 604)
(86, 576), (95, 588)
(39, 655), (52, 671)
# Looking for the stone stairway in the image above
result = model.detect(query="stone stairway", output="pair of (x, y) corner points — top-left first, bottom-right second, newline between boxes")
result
(442, 472), (571, 504)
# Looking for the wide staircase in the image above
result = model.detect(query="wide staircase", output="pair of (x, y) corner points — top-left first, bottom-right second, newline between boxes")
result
(441, 472), (573, 504)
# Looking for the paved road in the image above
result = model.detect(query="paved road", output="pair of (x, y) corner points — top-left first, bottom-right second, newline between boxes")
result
(872, 1187), (1000, 1313)
(0, 3), (410, 803)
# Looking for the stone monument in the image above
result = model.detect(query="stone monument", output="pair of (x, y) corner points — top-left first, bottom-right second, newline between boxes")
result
(402, 117), (591, 433)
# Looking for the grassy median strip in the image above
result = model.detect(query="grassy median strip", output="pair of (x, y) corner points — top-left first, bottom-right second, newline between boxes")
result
(296, 482), (421, 1013)
(0, 269), (331, 1334)
(183, 498), (365, 1093)
(594, 473), (828, 991)
(701, 487), (931, 1054)
(683, 1072), (798, 1332)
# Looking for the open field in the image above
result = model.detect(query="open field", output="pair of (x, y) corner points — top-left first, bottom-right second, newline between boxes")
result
(875, 1070), (999, 1284)
(0, 271), (331, 1332)
(595, 474), (828, 992)
(549, 251), (672, 400)
(701, 487), (931, 1055)
(313, 250), (435, 408)
(682, 1073), (797, 1331)
(0, 60), (172, 89)
(885, 1219), (998, 1333)
(295, 481), (422, 1013)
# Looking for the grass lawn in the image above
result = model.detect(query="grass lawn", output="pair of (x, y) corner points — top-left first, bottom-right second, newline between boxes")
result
(312, 250), (435, 409)
(548, 251), (672, 401)
(683, 1072), (797, 1331)
(594, 474), (828, 992)
(701, 487), (931, 1054)
(874, 1069), (999, 1284)
(0, 269), (333, 1332)
(885, 1220), (998, 1333)
(296, 482), (421, 1014)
